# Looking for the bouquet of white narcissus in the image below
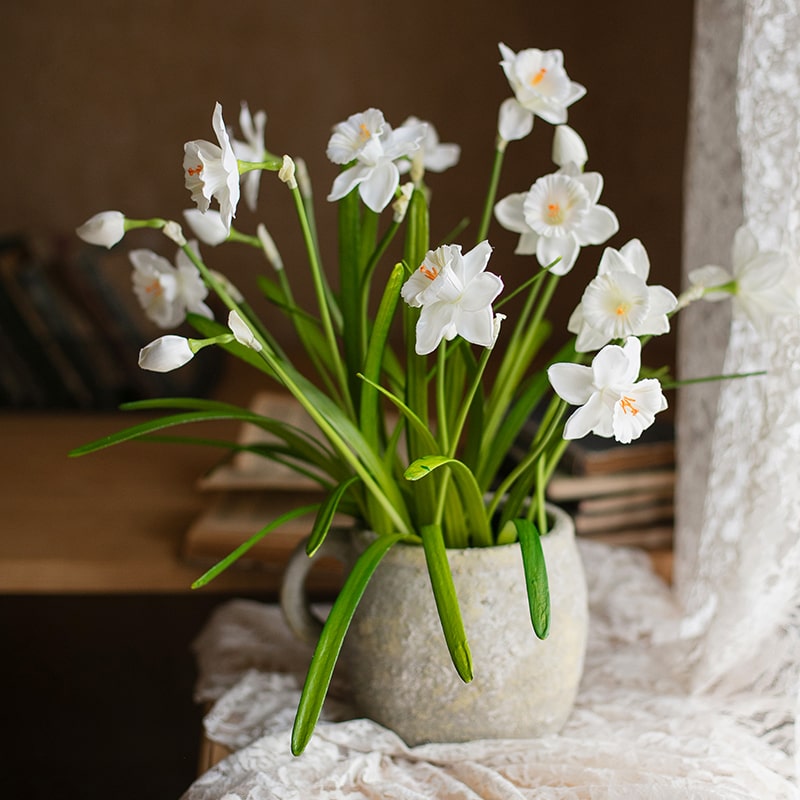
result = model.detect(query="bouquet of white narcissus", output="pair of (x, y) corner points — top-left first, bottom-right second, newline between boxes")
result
(73, 42), (796, 754)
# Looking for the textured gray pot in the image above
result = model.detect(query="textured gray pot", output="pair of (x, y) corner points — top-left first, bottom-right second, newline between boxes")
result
(281, 504), (588, 746)
(343, 504), (587, 745)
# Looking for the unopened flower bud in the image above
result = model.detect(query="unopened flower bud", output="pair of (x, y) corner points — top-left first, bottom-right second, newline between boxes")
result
(278, 155), (297, 189)
(138, 335), (195, 372)
(76, 211), (127, 248)
(392, 183), (414, 223)
(162, 220), (187, 246)
(552, 125), (588, 169)
(228, 310), (262, 352)
(257, 224), (284, 271)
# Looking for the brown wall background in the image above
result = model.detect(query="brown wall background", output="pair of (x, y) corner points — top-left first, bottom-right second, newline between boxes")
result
(1, 0), (694, 375)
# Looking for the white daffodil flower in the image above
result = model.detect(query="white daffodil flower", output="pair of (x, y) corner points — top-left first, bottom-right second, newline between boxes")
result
(552, 124), (588, 170)
(231, 102), (267, 212)
(327, 109), (426, 212)
(568, 239), (678, 351)
(689, 226), (798, 335)
(398, 117), (460, 180)
(76, 211), (126, 248)
(129, 245), (213, 329)
(183, 102), (241, 233)
(182, 208), (229, 246)
(227, 310), (262, 352)
(138, 335), (195, 372)
(548, 337), (667, 444)
(498, 43), (586, 128)
(401, 241), (503, 355)
(494, 165), (618, 274)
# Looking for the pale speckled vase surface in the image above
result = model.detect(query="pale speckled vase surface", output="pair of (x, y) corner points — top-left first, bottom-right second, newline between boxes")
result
(341, 504), (588, 746)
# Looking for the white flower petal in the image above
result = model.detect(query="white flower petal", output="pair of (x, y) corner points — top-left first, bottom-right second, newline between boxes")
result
(498, 97), (534, 141)
(563, 391), (607, 439)
(547, 362), (594, 405)
(552, 124), (588, 169)
(359, 159), (400, 212)
(138, 335), (195, 372)
(182, 208), (229, 246)
(494, 193), (531, 235)
(575, 205), (619, 246)
(536, 234), (579, 275)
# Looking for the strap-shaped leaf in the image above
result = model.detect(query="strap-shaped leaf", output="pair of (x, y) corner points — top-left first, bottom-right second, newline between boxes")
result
(511, 518), (550, 639)
(191, 503), (320, 588)
(420, 523), (473, 684)
(404, 455), (492, 547)
(291, 532), (409, 755)
(306, 475), (359, 557)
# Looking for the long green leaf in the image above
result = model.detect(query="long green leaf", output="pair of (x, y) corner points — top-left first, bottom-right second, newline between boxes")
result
(359, 263), (405, 449)
(291, 532), (409, 755)
(191, 503), (320, 588)
(404, 455), (492, 547)
(511, 518), (550, 639)
(420, 523), (473, 683)
(306, 476), (360, 557)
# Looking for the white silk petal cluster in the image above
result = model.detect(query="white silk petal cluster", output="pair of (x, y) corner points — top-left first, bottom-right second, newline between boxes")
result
(129, 244), (213, 329)
(548, 337), (667, 444)
(183, 103), (241, 233)
(326, 109), (426, 212)
(568, 239), (678, 352)
(494, 165), (618, 274)
(401, 241), (503, 355)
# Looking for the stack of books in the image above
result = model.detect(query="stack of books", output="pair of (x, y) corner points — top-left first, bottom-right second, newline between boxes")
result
(0, 236), (221, 410)
(543, 421), (675, 550)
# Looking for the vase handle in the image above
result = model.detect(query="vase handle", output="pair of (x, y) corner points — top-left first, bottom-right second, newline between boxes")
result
(280, 529), (353, 645)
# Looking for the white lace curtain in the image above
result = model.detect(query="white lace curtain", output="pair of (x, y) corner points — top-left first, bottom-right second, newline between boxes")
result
(677, 0), (800, 771)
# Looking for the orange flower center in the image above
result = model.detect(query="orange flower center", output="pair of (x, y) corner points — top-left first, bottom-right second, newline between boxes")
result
(619, 396), (639, 416)
(530, 68), (547, 86)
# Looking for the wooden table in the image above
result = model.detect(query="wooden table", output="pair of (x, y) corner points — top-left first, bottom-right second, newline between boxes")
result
(0, 409), (279, 593)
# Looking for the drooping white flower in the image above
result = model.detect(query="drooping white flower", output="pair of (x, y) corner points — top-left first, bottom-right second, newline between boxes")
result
(568, 239), (678, 351)
(327, 109), (425, 212)
(398, 117), (460, 180)
(183, 103), (241, 233)
(498, 43), (586, 133)
(688, 226), (798, 335)
(182, 208), (229, 246)
(552, 124), (588, 169)
(129, 245), (213, 329)
(494, 164), (618, 274)
(401, 241), (503, 355)
(231, 102), (267, 212)
(138, 335), (195, 372)
(548, 337), (667, 444)
(76, 211), (126, 248)
(227, 309), (262, 352)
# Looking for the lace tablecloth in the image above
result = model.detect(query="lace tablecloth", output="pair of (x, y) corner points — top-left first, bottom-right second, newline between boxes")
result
(182, 542), (798, 799)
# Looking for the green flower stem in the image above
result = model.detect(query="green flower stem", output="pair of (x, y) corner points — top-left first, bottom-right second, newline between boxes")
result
(487, 396), (566, 525)
(436, 343), (450, 455)
(289, 183), (354, 419)
(123, 217), (168, 233)
(476, 145), (506, 243)
(237, 157), (284, 174)
(661, 369), (766, 389)
(484, 272), (560, 446)
(448, 345), (493, 459)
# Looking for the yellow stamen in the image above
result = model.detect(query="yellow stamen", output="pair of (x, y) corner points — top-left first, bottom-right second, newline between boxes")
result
(546, 202), (564, 225)
(419, 264), (439, 281)
(145, 279), (163, 297)
(615, 304), (628, 316)
(619, 396), (638, 416)
(359, 123), (372, 141)
(531, 67), (547, 86)
(187, 164), (203, 177)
